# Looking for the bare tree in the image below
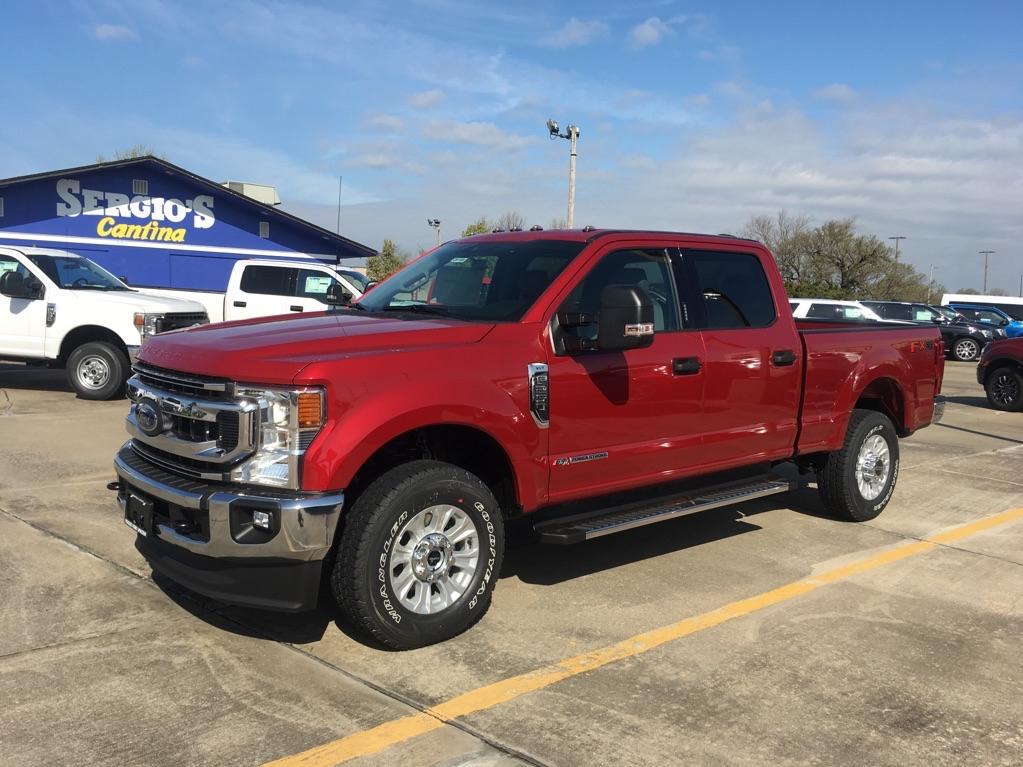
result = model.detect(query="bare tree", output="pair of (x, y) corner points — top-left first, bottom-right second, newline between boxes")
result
(495, 211), (526, 231)
(96, 144), (164, 163)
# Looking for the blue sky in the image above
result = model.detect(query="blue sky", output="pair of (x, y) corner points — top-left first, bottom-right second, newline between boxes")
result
(3, 0), (1022, 292)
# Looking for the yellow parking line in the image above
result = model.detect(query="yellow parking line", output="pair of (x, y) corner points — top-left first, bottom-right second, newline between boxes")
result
(264, 507), (1023, 767)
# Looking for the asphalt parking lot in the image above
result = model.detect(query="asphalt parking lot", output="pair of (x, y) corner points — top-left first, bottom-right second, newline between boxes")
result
(1, 361), (1021, 767)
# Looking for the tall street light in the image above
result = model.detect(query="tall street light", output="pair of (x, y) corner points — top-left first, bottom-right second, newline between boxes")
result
(546, 119), (580, 228)
(979, 250), (995, 293)
(888, 236), (907, 262)
(927, 264), (939, 305)
(427, 218), (441, 247)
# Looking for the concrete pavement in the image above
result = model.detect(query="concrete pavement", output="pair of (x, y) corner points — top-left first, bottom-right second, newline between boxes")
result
(1, 360), (1021, 766)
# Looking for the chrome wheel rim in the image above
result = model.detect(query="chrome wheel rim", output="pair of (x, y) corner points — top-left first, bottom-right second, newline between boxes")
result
(855, 434), (890, 501)
(955, 339), (978, 360)
(388, 504), (479, 615)
(990, 373), (1020, 407)
(77, 355), (111, 390)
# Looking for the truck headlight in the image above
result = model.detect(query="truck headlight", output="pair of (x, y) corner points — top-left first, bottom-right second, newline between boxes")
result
(133, 312), (161, 342)
(231, 387), (324, 488)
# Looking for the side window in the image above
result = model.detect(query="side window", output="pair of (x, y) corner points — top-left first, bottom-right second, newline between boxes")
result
(688, 251), (775, 329)
(912, 305), (936, 322)
(240, 265), (292, 296)
(884, 304), (912, 321)
(559, 249), (681, 334)
(789, 302), (799, 312)
(0, 256), (24, 277)
(295, 269), (335, 302)
(807, 303), (865, 320)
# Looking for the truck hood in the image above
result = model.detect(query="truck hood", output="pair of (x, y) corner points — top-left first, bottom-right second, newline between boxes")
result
(138, 310), (494, 384)
(64, 288), (207, 314)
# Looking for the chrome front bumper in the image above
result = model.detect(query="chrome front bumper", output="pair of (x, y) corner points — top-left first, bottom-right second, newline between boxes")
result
(113, 442), (343, 561)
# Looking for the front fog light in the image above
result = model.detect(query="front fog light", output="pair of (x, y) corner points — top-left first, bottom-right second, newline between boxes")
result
(252, 510), (272, 530)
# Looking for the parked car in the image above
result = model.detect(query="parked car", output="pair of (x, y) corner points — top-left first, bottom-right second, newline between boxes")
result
(861, 300), (1000, 361)
(142, 259), (368, 323)
(112, 230), (945, 649)
(946, 303), (1023, 339)
(977, 338), (1023, 411)
(0, 245), (207, 399)
(789, 298), (886, 322)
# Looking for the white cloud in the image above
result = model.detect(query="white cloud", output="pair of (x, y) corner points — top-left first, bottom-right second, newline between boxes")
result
(629, 17), (674, 48)
(814, 83), (857, 102)
(542, 17), (609, 48)
(407, 89), (445, 108)
(422, 120), (534, 151)
(89, 24), (139, 42)
(365, 114), (406, 132)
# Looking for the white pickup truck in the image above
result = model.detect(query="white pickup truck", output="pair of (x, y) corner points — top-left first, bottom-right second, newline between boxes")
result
(0, 245), (208, 400)
(141, 259), (369, 323)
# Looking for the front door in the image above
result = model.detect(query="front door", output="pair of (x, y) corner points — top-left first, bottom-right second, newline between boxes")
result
(546, 245), (706, 504)
(226, 264), (296, 321)
(0, 254), (46, 357)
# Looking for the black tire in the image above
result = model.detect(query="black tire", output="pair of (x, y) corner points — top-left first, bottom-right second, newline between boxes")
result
(66, 341), (128, 400)
(985, 366), (1023, 412)
(817, 409), (900, 522)
(951, 337), (981, 362)
(332, 460), (505, 650)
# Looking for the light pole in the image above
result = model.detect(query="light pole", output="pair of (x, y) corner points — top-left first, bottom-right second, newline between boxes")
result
(546, 119), (580, 228)
(426, 218), (441, 247)
(927, 264), (938, 305)
(978, 250), (994, 293)
(888, 236), (906, 262)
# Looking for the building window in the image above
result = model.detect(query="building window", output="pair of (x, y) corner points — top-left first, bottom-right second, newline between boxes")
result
(0, 197), (4, 217)
(132, 179), (148, 195)
(259, 221), (270, 238)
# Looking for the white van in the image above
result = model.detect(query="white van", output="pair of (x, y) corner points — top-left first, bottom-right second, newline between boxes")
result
(0, 246), (208, 399)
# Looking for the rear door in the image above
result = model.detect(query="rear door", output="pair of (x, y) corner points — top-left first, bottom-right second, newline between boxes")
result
(225, 264), (295, 320)
(681, 247), (802, 468)
(546, 244), (706, 502)
(0, 253), (46, 357)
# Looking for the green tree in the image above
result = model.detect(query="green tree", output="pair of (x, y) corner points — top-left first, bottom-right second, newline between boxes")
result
(366, 239), (408, 281)
(742, 213), (943, 301)
(460, 217), (492, 237)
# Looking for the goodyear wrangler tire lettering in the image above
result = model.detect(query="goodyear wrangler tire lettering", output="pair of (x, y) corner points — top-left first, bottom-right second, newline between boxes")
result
(332, 460), (505, 650)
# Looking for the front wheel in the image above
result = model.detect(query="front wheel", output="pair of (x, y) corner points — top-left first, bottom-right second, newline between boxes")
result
(66, 341), (128, 400)
(985, 366), (1023, 411)
(951, 337), (980, 362)
(332, 460), (505, 650)
(817, 409), (900, 522)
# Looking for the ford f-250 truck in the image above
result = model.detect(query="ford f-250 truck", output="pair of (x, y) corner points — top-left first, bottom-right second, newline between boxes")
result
(112, 230), (945, 649)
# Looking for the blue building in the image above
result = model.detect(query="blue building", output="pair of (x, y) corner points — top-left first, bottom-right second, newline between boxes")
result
(0, 157), (374, 292)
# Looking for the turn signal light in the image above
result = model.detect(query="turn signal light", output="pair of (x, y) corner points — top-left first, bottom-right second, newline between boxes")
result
(297, 392), (324, 428)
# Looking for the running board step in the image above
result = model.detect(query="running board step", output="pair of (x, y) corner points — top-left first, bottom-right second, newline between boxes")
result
(534, 476), (797, 544)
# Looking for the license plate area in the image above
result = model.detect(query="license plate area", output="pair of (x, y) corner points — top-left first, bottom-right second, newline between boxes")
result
(125, 492), (154, 537)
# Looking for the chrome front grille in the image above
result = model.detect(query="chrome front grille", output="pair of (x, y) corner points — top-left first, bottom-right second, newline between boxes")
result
(126, 371), (257, 475)
(156, 313), (208, 334)
(133, 363), (232, 401)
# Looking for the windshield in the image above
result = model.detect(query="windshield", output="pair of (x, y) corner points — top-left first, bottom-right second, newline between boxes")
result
(27, 254), (130, 290)
(355, 239), (586, 321)
(339, 269), (371, 291)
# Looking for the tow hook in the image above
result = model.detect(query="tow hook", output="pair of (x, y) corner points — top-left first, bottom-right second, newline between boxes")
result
(107, 481), (122, 492)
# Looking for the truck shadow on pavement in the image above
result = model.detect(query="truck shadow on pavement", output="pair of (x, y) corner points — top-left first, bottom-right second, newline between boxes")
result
(0, 365), (74, 394)
(150, 489), (829, 649)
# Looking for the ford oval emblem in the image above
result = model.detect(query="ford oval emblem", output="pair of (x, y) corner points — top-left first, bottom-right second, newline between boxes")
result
(135, 399), (164, 437)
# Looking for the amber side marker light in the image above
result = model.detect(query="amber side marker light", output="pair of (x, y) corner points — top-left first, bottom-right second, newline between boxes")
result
(297, 392), (324, 429)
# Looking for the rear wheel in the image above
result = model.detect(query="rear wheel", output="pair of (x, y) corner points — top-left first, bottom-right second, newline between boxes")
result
(332, 460), (504, 649)
(817, 409), (900, 522)
(66, 342), (128, 400)
(951, 337), (980, 362)
(985, 366), (1023, 411)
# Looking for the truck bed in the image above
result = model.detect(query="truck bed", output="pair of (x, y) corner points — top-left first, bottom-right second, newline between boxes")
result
(795, 318), (944, 455)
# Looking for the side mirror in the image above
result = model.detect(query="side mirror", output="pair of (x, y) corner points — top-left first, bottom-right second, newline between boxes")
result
(597, 285), (654, 351)
(931, 316), (944, 323)
(0, 271), (36, 299)
(324, 281), (352, 306)
(365, 281), (378, 291)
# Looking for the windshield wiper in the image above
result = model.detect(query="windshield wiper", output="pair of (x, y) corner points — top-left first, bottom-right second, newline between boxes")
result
(382, 304), (451, 316)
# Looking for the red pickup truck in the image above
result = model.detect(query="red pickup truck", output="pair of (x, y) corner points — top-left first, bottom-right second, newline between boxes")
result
(112, 230), (944, 648)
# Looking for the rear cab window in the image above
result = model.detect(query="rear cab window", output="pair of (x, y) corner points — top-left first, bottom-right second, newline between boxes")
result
(685, 250), (776, 329)
(240, 265), (292, 295)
